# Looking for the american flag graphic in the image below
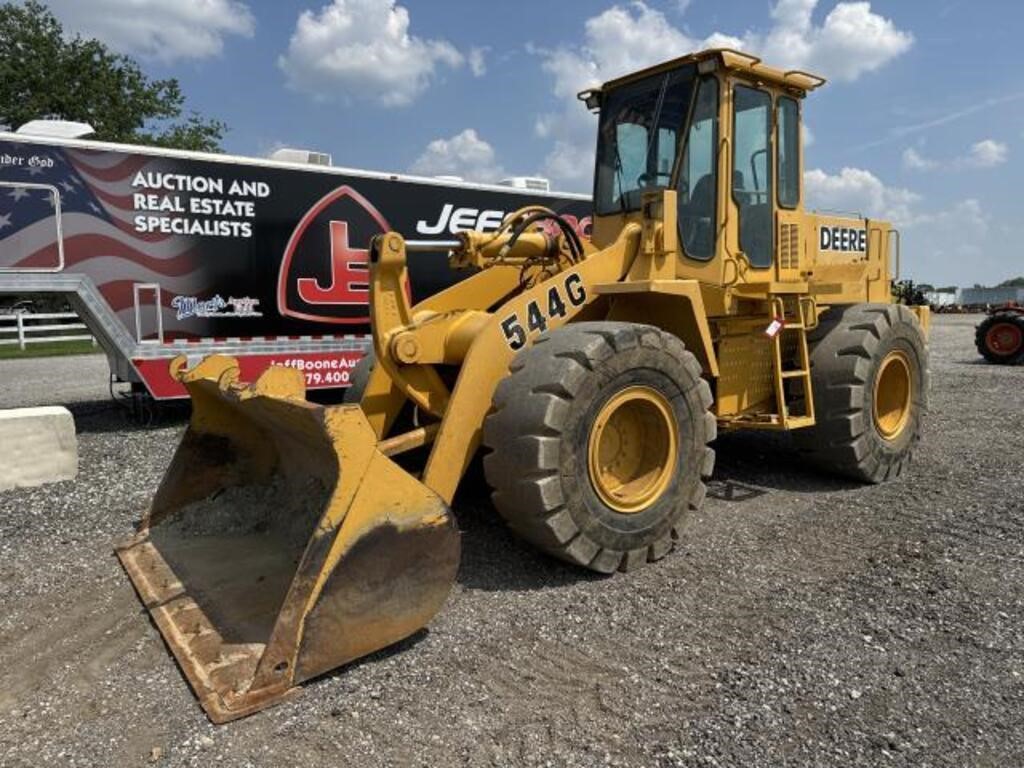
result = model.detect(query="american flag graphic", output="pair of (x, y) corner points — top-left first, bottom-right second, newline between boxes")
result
(0, 145), (208, 339)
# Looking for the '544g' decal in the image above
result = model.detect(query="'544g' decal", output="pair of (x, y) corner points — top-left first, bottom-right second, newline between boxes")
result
(500, 273), (587, 351)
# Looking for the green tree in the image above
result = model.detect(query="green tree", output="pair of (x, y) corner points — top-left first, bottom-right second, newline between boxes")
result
(998, 276), (1024, 288)
(0, 1), (225, 151)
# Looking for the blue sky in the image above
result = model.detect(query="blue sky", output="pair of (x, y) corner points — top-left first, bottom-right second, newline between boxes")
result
(43, 0), (1023, 286)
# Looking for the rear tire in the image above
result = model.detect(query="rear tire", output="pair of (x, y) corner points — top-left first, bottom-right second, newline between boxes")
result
(483, 322), (716, 574)
(975, 312), (1024, 365)
(795, 304), (928, 483)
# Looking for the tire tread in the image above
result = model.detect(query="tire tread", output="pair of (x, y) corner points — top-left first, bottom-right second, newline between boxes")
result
(483, 321), (715, 572)
(795, 303), (928, 483)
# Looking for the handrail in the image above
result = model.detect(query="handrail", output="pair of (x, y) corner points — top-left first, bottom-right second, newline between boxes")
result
(891, 228), (901, 280)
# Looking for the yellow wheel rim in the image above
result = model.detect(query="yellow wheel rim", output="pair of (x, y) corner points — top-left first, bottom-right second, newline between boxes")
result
(873, 350), (913, 440)
(587, 386), (679, 514)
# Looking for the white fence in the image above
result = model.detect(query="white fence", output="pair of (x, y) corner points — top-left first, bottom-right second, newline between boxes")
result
(0, 312), (96, 350)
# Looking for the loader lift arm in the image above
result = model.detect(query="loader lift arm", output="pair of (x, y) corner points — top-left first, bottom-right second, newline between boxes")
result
(366, 222), (643, 503)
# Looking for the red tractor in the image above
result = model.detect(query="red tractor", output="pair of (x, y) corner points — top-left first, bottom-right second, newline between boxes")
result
(976, 303), (1024, 365)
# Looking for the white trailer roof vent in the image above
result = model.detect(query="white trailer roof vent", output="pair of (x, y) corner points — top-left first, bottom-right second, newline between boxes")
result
(498, 176), (551, 192)
(269, 148), (332, 167)
(16, 120), (96, 139)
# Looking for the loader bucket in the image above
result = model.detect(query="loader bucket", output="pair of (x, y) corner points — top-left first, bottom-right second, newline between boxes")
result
(115, 356), (460, 723)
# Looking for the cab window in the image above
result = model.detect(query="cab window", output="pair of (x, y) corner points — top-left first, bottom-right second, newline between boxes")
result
(676, 77), (719, 260)
(777, 96), (800, 209)
(732, 85), (773, 268)
(594, 65), (696, 215)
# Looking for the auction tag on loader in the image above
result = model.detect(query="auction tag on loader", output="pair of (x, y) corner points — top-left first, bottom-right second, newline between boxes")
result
(764, 318), (785, 338)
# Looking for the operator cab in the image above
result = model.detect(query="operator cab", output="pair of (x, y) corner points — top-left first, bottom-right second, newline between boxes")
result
(582, 49), (824, 282)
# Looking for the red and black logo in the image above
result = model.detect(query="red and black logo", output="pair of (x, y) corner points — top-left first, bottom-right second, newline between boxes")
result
(277, 185), (390, 324)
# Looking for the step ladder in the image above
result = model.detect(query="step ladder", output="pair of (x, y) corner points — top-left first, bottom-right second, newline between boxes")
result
(768, 295), (816, 429)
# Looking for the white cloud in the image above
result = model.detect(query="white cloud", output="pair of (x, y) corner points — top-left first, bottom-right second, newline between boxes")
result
(902, 198), (992, 281)
(533, 3), (695, 186)
(553, 4), (697, 96)
(901, 147), (937, 171)
(804, 166), (919, 225)
(46, 0), (254, 61)
(536, 1), (912, 188)
(279, 0), (464, 107)
(966, 139), (1008, 168)
(910, 198), (989, 236)
(754, 0), (913, 83)
(902, 139), (1008, 171)
(468, 47), (488, 77)
(539, 139), (594, 188)
(409, 129), (505, 183)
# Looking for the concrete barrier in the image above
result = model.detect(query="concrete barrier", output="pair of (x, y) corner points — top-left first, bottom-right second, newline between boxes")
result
(0, 406), (78, 490)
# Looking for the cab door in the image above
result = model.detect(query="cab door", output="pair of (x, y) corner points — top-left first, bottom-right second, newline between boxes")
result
(731, 85), (774, 275)
(775, 95), (803, 283)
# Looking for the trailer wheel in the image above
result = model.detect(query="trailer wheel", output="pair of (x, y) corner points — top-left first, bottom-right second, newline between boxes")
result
(483, 322), (716, 574)
(795, 304), (928, 483)
(976, 312), (1024, 365)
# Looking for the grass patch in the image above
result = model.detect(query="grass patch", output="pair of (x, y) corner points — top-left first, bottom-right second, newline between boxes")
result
(0, 339), (102, 359)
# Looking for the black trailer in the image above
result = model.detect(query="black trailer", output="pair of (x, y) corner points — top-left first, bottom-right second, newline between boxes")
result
(0, 132), (589, 398)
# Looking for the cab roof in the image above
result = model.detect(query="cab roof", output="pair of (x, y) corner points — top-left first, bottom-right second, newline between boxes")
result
(585, 48), (826, 101)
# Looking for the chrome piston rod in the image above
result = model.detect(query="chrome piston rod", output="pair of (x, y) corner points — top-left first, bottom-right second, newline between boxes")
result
(403, 239), (463, 252)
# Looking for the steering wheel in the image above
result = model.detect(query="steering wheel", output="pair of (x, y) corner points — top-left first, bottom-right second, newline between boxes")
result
(637, 171), (671, 188)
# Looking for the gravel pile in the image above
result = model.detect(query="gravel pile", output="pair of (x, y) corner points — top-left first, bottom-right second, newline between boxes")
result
(1, 315), (1022, 767)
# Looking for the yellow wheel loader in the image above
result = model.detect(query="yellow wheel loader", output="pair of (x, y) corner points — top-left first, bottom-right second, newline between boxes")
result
(117, 48), (929, 722)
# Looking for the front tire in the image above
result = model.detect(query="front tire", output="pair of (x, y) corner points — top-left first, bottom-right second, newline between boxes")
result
(795, 304), (928, 483)
(482, 322), (716, 574)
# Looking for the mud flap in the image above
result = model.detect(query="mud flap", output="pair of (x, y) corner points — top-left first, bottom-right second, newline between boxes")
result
(116, 356), (460, 723)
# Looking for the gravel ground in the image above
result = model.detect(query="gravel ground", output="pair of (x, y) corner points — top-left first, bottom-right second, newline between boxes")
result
(0, 353), (110, 410)
(1, 314), (1022, 767)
